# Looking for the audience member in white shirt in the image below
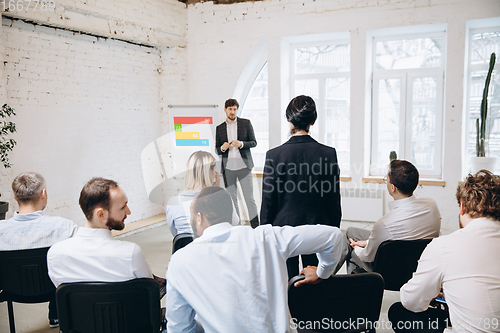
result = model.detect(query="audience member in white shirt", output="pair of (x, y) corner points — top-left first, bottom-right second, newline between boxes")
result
(166, 186), (344, 333)
(48, 177), (156, 288)
(0, 172), (77, 328)
(389, 170), (500, 333)
(166, 150), (239, 237)
(341, 160), (441, 273)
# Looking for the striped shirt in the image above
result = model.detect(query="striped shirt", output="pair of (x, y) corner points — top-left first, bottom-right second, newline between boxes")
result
(0, 210), (78, 250)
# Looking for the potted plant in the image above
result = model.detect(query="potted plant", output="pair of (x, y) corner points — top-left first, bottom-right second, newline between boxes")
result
(470, 53), (497, 174)
(0, 103), (17, 220)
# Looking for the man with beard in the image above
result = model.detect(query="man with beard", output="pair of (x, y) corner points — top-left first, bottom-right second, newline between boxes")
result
(216, 98), (259, 228)
(48, 177), (153, 287)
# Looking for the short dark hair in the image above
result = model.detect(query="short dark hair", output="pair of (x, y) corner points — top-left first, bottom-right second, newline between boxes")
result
(388, 160), (419, 196)
(191, 187), (233, 225)
(79, 177), (119, 221)
(286, 95), (317, 134)
(456, 170), (500, 221)
(12, 172), (46, 203)
(224, 99), (239, 109)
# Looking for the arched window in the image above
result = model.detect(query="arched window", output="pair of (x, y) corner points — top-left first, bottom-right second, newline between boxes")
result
(239, 62), (269, 170)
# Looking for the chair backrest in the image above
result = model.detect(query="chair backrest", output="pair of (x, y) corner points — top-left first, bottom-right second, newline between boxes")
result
(56, 278), (161, 333)
(0, 247), (55, 303)
(172, 233), (193, 254)
(288, 273), (384, 332)
(371, 239), (432, 291)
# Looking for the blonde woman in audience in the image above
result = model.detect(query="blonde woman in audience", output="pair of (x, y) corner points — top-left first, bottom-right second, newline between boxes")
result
(166, 151), (239, 237)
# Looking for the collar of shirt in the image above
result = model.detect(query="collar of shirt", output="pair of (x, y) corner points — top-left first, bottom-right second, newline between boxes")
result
(13, 210), (44, 221)
(464, 217), (500, 230)
(178, 190), (200, 198)
(195, 222), (233, 243)
(388, 195), (416, 211)
(76, 227), (113, 239)
(226, 117), (237, 126)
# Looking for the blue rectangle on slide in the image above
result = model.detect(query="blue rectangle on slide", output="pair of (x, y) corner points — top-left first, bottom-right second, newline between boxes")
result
(176, 139), (209, 146)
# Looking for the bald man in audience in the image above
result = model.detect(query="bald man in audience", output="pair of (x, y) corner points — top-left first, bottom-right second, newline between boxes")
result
(166, 186), (343, 333)
(0, 172), (77, 328)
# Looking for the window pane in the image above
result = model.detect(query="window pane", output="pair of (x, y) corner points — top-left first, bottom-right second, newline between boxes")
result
(295, 44), (350, 74)
(411, 77), (437, 171)
(470, 31), (500, 66)
(325, 77), (350, 174)
(240, 63), (268, 169)
(375, 37), (443, 70)
(468, 70), (500, 172)
(295, 79), (320, 140)
(376, 79), (401, 170)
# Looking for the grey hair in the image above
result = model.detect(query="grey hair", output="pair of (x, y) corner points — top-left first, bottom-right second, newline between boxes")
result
(12, 172), (46, 203)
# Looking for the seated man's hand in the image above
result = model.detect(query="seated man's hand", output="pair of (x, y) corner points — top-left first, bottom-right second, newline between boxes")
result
(294, 266), (323, 287)
(349, 238), (367, 248)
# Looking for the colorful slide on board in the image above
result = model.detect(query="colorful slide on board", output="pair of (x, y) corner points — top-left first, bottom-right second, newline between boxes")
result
(174, 116), (212, 147)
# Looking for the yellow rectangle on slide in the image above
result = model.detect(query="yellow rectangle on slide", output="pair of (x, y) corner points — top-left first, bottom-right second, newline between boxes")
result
(175, 132), (200, 139)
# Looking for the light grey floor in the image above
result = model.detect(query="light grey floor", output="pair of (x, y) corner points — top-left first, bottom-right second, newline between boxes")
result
(0, 221), (398, 333)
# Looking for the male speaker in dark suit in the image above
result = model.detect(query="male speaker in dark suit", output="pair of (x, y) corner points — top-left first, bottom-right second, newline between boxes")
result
(216, 99), (259, 228)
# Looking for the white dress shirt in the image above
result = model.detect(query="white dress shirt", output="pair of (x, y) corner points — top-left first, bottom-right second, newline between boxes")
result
(166, 223), (343, 333)
(47, 227), (152, 287)
(166, 190), (241, 237)
(356, 196), (441, 263)
(0, 211), (77, 250)
(400, 218), (500, 333)
(224, 118), (247, 171)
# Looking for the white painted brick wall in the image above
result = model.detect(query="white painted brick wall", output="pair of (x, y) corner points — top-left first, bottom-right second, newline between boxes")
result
(0, 19), (14, 206)
(2, 18), (164, 225)
(2, 0), (187, 47)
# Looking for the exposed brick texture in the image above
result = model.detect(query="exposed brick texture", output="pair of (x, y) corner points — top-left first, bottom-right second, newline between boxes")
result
(2, 18), (164, 224)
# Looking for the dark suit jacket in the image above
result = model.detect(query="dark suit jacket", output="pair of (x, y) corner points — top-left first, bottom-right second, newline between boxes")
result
(215, 117), (257, 177)
(260, 135), (341, 228)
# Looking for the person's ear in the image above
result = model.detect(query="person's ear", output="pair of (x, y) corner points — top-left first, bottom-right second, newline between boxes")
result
(40, 188), (47, 200)
(459, 201), (465, 216)
(95, 207), (107, 221)
(196, 212), (202, 226)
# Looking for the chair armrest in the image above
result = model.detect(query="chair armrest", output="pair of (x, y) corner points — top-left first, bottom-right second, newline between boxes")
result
(287, 274), (305, 289)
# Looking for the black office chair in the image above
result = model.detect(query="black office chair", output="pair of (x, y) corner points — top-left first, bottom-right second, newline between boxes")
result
(172, 233), (194, 254)
(353, 239), (432, 291)
(56, 278), (161, 333)
(288, 273), (384, 333)
(357, 239), (432, 291)
(0, 247), (56, 333)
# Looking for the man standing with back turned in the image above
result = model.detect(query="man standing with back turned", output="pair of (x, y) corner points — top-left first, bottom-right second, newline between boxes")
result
(216, 98), (259, 228)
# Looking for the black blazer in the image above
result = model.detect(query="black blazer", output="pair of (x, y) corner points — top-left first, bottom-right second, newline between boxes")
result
(215, 117), (257, 175)
(260, 135), (341, 228)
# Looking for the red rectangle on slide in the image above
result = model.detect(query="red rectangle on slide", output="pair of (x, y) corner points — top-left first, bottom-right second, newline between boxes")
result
(174, 117), (213, 125)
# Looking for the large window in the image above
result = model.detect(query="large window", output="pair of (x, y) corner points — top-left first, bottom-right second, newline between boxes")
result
(289, 41), (350, 175)
(465, 27), (500, 174)
(239, 62), (269, 170)
(370, 32), (445, 177)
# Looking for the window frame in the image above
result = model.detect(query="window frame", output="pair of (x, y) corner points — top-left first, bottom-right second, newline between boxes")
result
(289, 39), (351, 175)
(370, 31), (446, 178)
(464, 26), (500, 175)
